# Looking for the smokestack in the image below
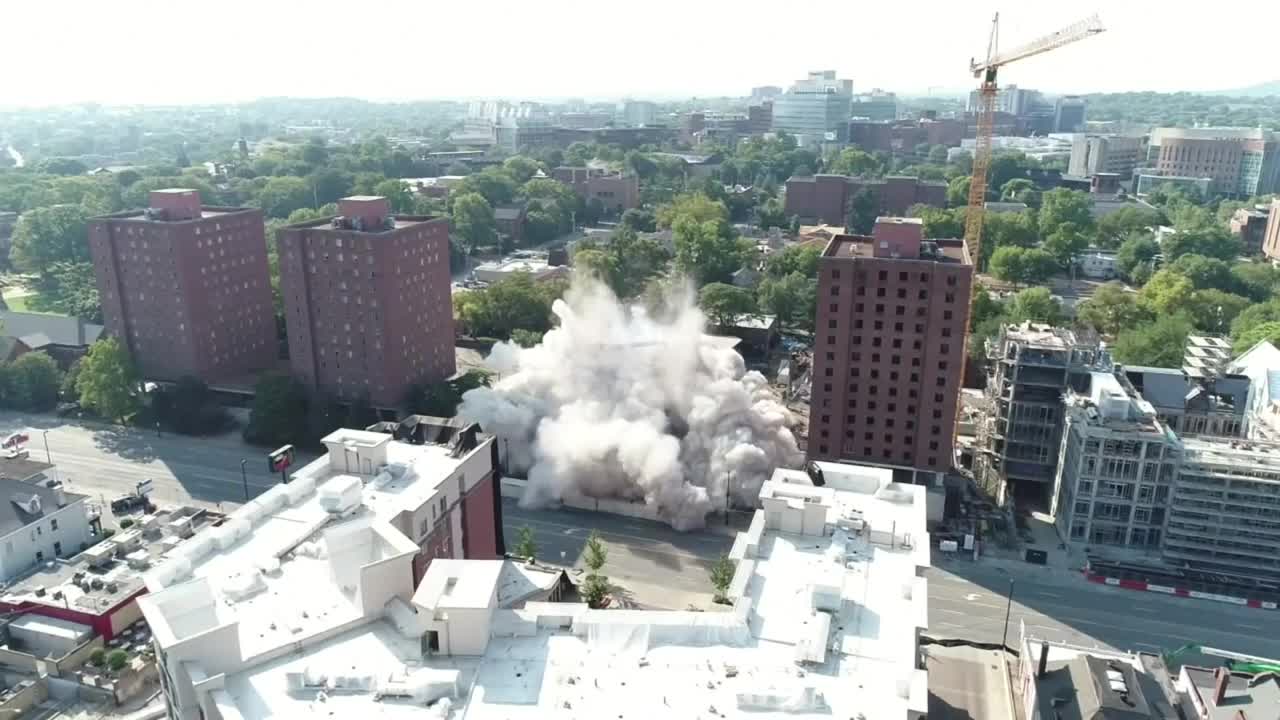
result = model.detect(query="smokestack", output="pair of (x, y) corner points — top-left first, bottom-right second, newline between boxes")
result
(1038, 642), (1050, 679)
(1213, 667), (1230, 706)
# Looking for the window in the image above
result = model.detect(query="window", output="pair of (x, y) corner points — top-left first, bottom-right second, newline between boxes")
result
(938, 361), (948, 371)
(892, 339), (902, 349)
(894, 322), (903, 332)
(897, 288), (906, 299)
(891, 355), (901, 365)
(853, 336), (862, 345)
(825, 352), (834, 361)
(819, 444), (829, 454)
(51, 519), (58, 531)
(824, 368), (833, 377)
(874, 320), (883, 330)
(943, 310), (953, 320)
(906, 420), (915, 430)
(828, 335), (836, 345)
(940, 344), (950, 354)
(930, 441), (939, 450)
(915, 324), (924, 333)
(857, 287), (865, 296)
(947, 275), (957, 286)
(829, 303), (839, 312)
(855, 319), (863, 329)
(856, 304), (864, 312)
(831, 285), (840, 295)
(941, 328), (952, 337)
(875, 304), (884, 314)
(878, 270), (888, 281)
(828, 319), (838, 329)
(832, 270), (841, 279)
(824, 383), (832, 391)
(872, 338), (882, 347)
(920, 272), (930, 282)
(895, 305), (905, 316)
(877, 287), (886, 297)
(821, 414), (830, 423)
(865, 432), (874, 441)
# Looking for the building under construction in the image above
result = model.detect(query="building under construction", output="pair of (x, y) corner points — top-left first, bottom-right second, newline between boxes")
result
(975, 323), (1109, 511)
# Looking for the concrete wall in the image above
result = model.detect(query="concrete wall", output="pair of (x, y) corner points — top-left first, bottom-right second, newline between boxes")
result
(0, 676), (48, 719)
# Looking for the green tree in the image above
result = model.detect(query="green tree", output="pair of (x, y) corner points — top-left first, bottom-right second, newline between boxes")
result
(1161, 223), (1241, 262)
(757, 272), (816, 331)
(30, 261), (102, 321)
(243, 373), (309, 447)
(946, 176), (971, 207)
(764, 244), (821, 278)
(1115, 234), (1160, 282)
(620, 208), (657, 233)
(581, 572), (611, 609)
(510, 328), (544, 348)
(1188, 289), (1250, 334)
(1230, 262), (1280, 302)
(503, 156), (541, 184)
(1233, 321), (1280, 354)
(908, 205), (965, 239)
(709, 555), (735, 604)
(372, 179), (413, 213)
(657, 193), (729, 229)
(513, 527), (538, 561)
(1006, 287), (1063, 325)
(1075, 283), (1147, 336)
(1231, 299), (1280, 348)
(845, 188), (877, 235)
(827, 148), (883, 177)
(673, 218), (751, 286)
(1170, 255), (1234, 291)
(10, 205), (90, 275)
(989, 246), (1056, 286)
(152, 376), (232, 435)
(1043, 222), (1090, 268)
(1096, 206), (1165, 248)
(404, 369), (493, 417)
(255, 176), (312, 218)
(1038, 188), (1095, 238)
(699, 283), (757, 326)
(1138, 269), (1195, 316)
(308, 169), (354, 206)
(76, 338), (140, 423)
(452, 168), (518, 207)
(1000, 178), (1035, 202)
(453, 273), (566, 339)
(584, 531), (608, 572)
(1113, 314), (1194, 368)
(2, 352), (62, 411)
(106, 649), (129, 672)
(452, 192), (497, 253)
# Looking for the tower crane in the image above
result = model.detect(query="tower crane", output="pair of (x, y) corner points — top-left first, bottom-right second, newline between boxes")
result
(964, 13), (1105, 267)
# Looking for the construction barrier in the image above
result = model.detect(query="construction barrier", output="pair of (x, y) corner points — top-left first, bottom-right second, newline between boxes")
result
(1083, 572), (1279, 610)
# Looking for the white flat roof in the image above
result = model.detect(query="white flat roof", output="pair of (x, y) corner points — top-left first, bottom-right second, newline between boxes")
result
(8, 613), (93, 640)
(141, 432), (489, 660)
(205, 461), (928, 720)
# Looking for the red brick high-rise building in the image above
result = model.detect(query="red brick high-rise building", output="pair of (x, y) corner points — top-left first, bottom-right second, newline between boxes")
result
(807, 218), (973, 482)
(89, 189), (277, 380)
(278, 196), (454, 408)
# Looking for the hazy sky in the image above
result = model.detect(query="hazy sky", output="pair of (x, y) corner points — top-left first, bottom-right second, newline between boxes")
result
(6, 0), (1277, 106)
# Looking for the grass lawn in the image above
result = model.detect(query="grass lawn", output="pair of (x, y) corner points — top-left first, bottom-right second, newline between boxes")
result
(1, 287), (65, 315)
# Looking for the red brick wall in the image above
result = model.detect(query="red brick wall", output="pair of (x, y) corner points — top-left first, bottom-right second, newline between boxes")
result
(461, 473), (499, 560)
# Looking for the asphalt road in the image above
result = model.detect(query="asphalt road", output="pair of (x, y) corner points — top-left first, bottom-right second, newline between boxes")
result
(929, 558), (1280, 662)
(6, 409), (1277, 653)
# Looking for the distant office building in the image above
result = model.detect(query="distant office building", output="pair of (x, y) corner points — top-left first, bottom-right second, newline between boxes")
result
(747, 102), (773, 135)
(851, 90), (897, 121)
(1068, 135), (1145, 178)
(550, 167), (639, 214)
(1146, 127), (1280, 197)
(89, 189), (277, 381)
(807, 219), (973, 483)
(847, 120), (895, 153)
(1230, 205), (1270, 255)
(785, 174), (946, 225)
(620, 100), (657, 127)
(750, 85), (783, 104)
(277, 196), (454, 408)
(976, 324), (1110, 510)
(1265, 199), (1280, 261)
(967, 84), (1041, 116)
(1053, 96), (1086, 133)
(772, 71), (853, 144)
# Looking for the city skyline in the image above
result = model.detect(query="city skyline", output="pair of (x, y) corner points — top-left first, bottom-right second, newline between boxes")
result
(6, 0), (1280, 107)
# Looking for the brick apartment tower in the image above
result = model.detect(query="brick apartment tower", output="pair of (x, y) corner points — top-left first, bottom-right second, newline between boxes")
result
(89, 189), (277, 380)
(277, 196), (455, 408)
(807, 218), (974, 482)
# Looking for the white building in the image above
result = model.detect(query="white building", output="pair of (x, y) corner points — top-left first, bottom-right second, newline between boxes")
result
(141, 459), (929, 720)
(473, 256), (570, 285)
(1229, 340), (1280, 441)
(0, 478), (94, 581)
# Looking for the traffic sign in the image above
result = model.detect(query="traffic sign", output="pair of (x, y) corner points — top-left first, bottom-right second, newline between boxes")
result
(136, 479), (154, 496)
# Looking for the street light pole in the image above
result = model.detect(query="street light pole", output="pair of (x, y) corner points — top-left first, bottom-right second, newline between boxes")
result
(41, 431), (51, 464)
(1001, 578), (1015, 650)
(725, 471), (732, 526)
(240, 459), (249, 502)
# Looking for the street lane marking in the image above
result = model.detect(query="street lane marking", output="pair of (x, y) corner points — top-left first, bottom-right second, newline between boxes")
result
(934, 608), (966, 615)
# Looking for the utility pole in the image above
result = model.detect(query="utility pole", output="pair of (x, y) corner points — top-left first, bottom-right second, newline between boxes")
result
(725, 471), (732, 526)
(240, 459), (249, 502)
(41, 430), (51, 464)
(1001, 578), (1015, 650)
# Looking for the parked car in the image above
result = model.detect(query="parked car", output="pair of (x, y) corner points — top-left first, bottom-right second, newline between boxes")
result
(2, 448), (29, 460)
(110, 495), (153, 514)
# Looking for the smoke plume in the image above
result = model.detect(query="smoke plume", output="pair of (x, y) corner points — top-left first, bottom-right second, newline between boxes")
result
(458, 279), (803, 530)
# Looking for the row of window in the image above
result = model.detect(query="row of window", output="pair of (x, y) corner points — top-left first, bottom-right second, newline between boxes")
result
(830, 268), (960, 286)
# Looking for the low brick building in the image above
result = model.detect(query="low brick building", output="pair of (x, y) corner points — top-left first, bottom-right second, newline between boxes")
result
(551, 167), (640, 214)
(785, 174), (947, 226)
